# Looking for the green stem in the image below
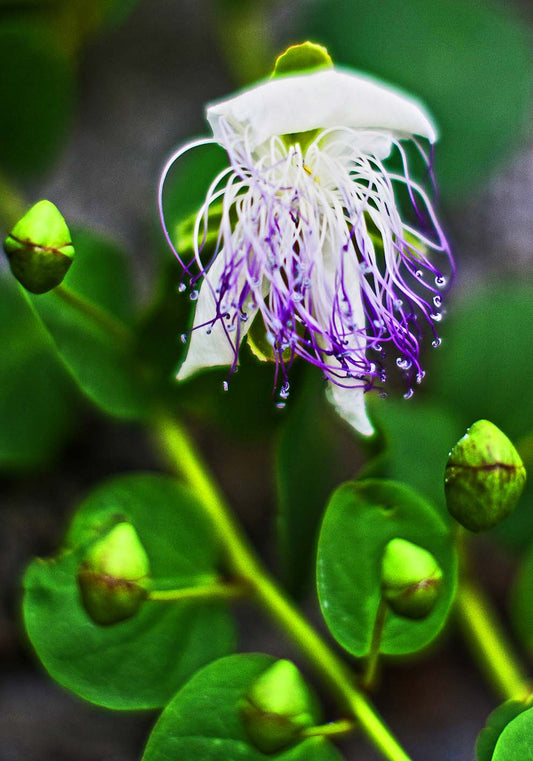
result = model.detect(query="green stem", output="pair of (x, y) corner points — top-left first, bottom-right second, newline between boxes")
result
(54, 284), (133, 345)
(363, 597), (388, 691)
(153, 410), (412, 761)
(301, 719), (355, 739)
(456, 578), (530, 701)
(148, 580), (249, 602)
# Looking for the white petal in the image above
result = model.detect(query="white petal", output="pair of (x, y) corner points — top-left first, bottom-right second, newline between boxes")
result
(314, 233), (375, 437)
(177, 253), (253, 380)
(326, 382), (374, 437)
(207, 68), (437, 151)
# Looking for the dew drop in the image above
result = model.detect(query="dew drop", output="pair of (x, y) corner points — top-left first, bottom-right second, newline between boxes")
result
(433, 295), (442, 308)
(430, 312), (443, 323)
(404, 388), (414, 399)
(206, 328), (212, 335)
(180, 333), (188, 344)
(435, 275), (447, 288)
(379, 391), (388, 399)
(415, 269), (424, 279)
(432, 337), (442, 348)
(416, 370), (426, 384)
(189, 290), (199, 301)
(240, 312), (248, 322)
(178, 282), (186, 293)
(393, 299), (404, 311)
(276, 402), (286, 409)
(222, 381), (229, 392)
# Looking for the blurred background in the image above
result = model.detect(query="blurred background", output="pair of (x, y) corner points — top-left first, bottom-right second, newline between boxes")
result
(1, 0), (532, 759)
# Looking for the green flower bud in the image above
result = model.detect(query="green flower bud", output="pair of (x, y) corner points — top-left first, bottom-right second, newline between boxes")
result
(272, 41), (333, 78)
(381, 538), (443, 620)
(77, 522), (150, 626)
(3, 200), (74, 294)
(445, 420), (527, 532)
(240, 659), (318, 754)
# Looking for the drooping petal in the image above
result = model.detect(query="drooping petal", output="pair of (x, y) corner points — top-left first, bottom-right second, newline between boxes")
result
(177, 251), (256, 380)
(326, 382), (374, 437)
(207, 69), (437, 152)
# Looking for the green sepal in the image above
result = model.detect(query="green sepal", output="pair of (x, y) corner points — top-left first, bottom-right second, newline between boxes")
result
(272, 42), (333, 77)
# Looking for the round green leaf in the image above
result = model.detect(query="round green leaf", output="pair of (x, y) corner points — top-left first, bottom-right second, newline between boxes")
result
(476, 700), (530, 761)
(492, 706), (533, 761)
(143, 654), (344, 761)
(0, 19), (75, 176)
(317, 479), (457, 656)
(23, 473), (236, 709)
(0, 264), (73, 470)
(30, 227), (147, 420)
(302, 0), (533, 199)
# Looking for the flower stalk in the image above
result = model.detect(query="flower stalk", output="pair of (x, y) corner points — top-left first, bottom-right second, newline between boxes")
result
(152, 409), (413, 761)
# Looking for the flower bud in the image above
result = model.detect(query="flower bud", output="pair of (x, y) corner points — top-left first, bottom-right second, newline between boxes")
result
(77, 522), (150, 625)
(240, 659), (318, 754)
(3, 200), (74, 294)
(381, 538), (443, 620)
(445, 420), (526, 532)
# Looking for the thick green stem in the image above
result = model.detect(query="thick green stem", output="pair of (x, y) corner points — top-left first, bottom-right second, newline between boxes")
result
(55, 284), (133, 345)
(153, 410), (412, 761)
(148, 580), (249, 602)
(456, 578), (530, 701)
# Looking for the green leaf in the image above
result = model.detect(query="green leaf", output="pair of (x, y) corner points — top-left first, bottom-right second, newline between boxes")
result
(317, 479), (457, 657)
(491, 706), (533, 761)
(23, 473), (236, 709)
(0, 19), (75, 176)
(143, 654), (344, 761)
(302, 0), (533, 199)
(430, 282), (533, 547)
(276, 372), (357, 597)
(510, 543), (533, 656)
(477, 700), (531, 761)
(0, 264), (73, 470)
(365, 396), (465, 516)
(30, 227), (148, 420)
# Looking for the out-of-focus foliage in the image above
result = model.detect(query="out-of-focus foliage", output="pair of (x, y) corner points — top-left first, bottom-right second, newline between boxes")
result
(32, 228), (148, 420)
(302, 0), (533, 200)
(0, 264), (74, 470)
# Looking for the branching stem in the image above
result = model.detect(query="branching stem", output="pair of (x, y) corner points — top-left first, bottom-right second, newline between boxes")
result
(153, 409), (413, 761)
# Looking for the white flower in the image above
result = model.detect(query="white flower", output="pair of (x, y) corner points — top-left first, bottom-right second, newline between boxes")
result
(159, 63), (451, 436)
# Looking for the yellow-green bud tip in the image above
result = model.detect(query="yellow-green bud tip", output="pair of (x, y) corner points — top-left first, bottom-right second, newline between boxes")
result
(77, 522), (150, 626)
(3, 200), (74, 294)
(445, 419), (527, 533)
(240, 660), (318, 754)
(272, 42), (333, 78)
(381, 538), (443, 620)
